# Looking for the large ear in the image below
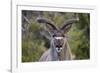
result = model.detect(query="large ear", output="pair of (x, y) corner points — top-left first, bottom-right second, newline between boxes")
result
(60, 18), (79, 33)
(36, 17), (58, 33)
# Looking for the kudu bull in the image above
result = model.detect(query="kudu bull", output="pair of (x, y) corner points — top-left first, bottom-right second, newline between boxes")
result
(37, 17), (79, 61)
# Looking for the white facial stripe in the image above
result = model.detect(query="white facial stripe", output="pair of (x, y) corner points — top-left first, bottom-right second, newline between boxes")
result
(55, 37), (63, 39)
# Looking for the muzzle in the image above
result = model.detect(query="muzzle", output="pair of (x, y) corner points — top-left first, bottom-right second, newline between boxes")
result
(56, 47), (63, 53)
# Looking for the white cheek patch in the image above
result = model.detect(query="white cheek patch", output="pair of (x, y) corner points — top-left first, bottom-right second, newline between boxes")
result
(55, 37), (63, 40)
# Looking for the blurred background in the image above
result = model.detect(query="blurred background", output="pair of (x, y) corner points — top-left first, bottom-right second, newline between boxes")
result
(22, 10), (90, 62)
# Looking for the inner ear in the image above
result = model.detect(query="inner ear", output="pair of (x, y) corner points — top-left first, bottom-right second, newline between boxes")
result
(62, 24), (72, 33)
(60, 18), (79, 33)
(36, 18), (58, 34)
(45, 24), (56, 33)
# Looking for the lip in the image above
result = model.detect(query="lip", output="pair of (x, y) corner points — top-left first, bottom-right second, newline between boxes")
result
(56, 47), (62, 53)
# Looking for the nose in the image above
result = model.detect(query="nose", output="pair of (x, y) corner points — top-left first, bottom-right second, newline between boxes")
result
(56, 45), (62, 48)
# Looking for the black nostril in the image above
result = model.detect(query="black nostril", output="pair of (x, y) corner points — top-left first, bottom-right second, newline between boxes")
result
(56, 45), (62, 48)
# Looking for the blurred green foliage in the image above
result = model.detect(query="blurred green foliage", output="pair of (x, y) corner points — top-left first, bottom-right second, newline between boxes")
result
(22, 10), (90, 62)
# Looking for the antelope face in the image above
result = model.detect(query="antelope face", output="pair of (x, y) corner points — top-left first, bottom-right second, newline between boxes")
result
(37, 17), (79, 53)
(52, 31), (66, 53)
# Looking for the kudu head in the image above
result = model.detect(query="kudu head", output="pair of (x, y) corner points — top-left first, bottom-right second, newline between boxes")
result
(37, 17), (79, 53)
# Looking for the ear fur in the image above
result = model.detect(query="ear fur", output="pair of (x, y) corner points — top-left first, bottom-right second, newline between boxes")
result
(60, 18), (79, 33)
(37, 18), (58, 33)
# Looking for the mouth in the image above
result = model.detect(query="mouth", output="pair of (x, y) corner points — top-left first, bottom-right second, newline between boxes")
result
(56, 47), (62, 53)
